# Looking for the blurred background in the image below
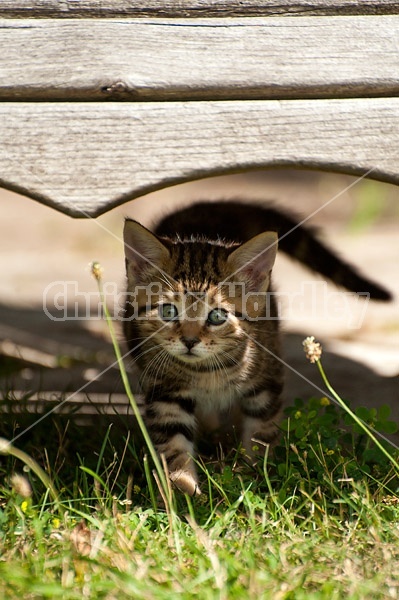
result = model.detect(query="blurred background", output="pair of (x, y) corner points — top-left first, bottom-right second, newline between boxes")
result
(0, 169), (398, 425)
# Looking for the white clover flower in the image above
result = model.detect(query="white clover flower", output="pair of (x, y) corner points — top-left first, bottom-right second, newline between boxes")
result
(302, 336), (322, 364)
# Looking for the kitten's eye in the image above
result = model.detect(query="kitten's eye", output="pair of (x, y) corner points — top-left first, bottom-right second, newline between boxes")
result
(159, 303), (178, 321)
(207, 308), (228, 326)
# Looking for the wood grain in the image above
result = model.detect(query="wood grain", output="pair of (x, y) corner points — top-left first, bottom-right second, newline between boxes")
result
(0, 392), (143, 420)
(1, 0), (399, 18)
(1, 99), (398, 217)
(1, 17), (399, 101)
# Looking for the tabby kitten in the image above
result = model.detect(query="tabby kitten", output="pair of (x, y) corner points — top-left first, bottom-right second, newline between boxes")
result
(123, 200), (390, 496)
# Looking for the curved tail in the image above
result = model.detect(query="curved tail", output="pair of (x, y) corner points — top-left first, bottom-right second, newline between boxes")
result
(154, 200), (392, 301)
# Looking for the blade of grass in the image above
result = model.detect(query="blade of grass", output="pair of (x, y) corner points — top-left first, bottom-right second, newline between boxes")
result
(91, 262), (169, 500)
(0, 437), (62, 514)
(79, 466), (112, 500)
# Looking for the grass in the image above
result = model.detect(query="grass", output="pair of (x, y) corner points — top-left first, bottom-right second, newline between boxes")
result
(1, 274), (398, 599)
(1, 394), (399, 600)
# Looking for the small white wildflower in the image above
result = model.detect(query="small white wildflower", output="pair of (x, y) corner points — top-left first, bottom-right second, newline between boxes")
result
(302, 336), (322, 363)
(90, 261), (103, 282)
(0, 438), (11, 454)
(10, 474), (32, 498)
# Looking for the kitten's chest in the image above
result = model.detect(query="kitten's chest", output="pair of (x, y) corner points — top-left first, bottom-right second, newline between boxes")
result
(181, 369), (244, 412)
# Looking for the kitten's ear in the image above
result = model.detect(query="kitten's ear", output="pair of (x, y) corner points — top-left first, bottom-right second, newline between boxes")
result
(124, 219), (170, 283)
(226, 231), (278, 291)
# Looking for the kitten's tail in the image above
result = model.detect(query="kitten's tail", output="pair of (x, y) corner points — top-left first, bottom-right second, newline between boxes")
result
(154, 200), (392, 301)
(275, 211), (392, 301)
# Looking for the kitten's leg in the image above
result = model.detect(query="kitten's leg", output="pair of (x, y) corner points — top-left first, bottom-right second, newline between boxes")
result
(239, 390), (282, 461)
(145, 394), (200, 496)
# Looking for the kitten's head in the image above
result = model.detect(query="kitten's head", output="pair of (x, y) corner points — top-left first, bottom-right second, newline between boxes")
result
(123, 219), (277, 367)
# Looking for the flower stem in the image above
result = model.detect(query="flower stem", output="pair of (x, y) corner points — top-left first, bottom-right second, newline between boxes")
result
(316, 360), (399, 473)
(0, 438), (62, 513)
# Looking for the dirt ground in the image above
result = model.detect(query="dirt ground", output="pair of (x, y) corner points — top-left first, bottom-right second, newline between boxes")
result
(0, 169), (398, 436)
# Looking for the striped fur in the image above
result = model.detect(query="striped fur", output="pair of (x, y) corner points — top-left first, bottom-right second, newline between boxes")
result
(155, 200), (391, 301)
(124, 200), (390, 495)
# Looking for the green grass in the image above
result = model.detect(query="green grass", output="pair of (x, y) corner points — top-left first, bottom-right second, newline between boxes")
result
(1, 396), (399, 600)
(1, 277), (398, 598)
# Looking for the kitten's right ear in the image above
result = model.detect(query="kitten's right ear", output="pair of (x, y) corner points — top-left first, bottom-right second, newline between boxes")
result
(124, 219), (170, 283)
(226, 231), (278, 292)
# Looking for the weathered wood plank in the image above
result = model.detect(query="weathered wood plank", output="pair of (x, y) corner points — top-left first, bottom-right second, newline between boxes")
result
(2, 17), (399, 101)
(1, 0), (399, 18)
(0, 392), (137, 414)
(1, 99), (398, 217)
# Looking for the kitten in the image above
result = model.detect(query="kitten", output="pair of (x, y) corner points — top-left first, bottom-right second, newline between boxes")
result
(123, 200), (390, 495)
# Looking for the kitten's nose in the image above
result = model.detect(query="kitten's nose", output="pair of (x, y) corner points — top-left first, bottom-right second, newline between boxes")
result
(181, 336), (200, 350)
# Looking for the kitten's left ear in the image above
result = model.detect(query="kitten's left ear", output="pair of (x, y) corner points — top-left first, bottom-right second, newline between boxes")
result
(226, 231), (278, 291)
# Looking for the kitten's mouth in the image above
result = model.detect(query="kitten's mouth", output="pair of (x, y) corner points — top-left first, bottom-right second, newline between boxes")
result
(178, 350), (202, 361)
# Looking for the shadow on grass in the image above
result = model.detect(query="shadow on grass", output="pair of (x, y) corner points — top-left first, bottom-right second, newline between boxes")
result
(0, 302), (398, 503)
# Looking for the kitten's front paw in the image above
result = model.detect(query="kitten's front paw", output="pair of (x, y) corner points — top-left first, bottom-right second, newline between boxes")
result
(170, 469), (201, 496)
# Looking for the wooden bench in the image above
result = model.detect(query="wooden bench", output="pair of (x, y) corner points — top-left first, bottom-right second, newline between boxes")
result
(1, 1), (398, 421)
